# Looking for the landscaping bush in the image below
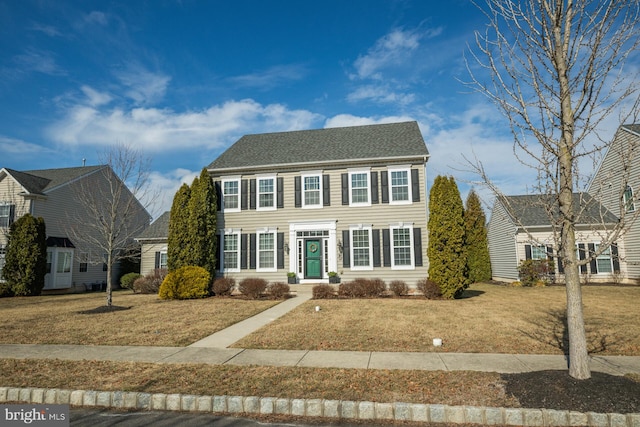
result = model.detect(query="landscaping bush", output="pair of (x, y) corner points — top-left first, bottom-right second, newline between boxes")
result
(133, 268), (167, 294)
(369, 278), (387, 296)
(389, 280), (409, 296)
(312, 284), (336, 299)
(212, 277), (235, 296)
(238, 278), (267, 299)
(338, 278), (386, 298)
(417, 278), (442, 299)
(159, 266), (210, 300)
(267, 282), (290, 299)
(120, 272), (141, 290)
(518, 259), (555, 287)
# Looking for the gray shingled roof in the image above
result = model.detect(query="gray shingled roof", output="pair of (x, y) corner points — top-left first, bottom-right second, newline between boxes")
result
(208, 121), (429, 171)
(136, 211), (169, 240)
(502, 193), (619, 226)
(4, 165), (105, 195)
(622, 123), (640, 134)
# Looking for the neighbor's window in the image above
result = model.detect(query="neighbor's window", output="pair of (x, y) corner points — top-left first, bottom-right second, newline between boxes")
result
(57, 252), (72, 274)
(46, 251), (52, 274)
(390, 169), (410, 203)
(0, 204), (14, 228)
(223, 232), (240, 271)
(0, 244), (5, 280)
(350, 227), (372, 269)
(258, 177), (275, 209)
(350, 171), (370, 205)
(531, 245), (547, 260)
(257, 231), (276, 271)
(159, 251), (168, 270)
(594, 243), (613, 274)
(624, 185), (635, 213)
(78, 252), (88, 272)
(391, 225), (414, 269)
(303, 175), (321, 207)
(222, 179), (240, 211)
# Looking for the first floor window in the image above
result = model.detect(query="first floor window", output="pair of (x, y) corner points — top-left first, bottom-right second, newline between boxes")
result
(57, 252), (72, 274)
(531, 245), (547, 260)
(79, 252), (88, 272)
(351, 227), (372, 268)
(594, 243), (613, 274)
(159, 251), (168, 269)
(223, 180), (239, 211)
(223, 233), (240, 270)
(391, 226), (413, 268)
(258, 232), (276, 270)
(46, 251), (52, 274)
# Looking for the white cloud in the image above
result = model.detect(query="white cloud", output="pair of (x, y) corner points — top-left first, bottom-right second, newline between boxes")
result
(146, 168), (199, 219)
(81, 85), (113, 107)
(229, 64), (307, 89)
(28, 23), (62, 37)
(0, 136), (52, 156)
(347, 85), (415, 105)
(14, 49), (65, 76)
(84, 11), (109, 26)
(352, 29), (421, 80)
(324, 114), (416, 129)
(114, 66), (171, 105)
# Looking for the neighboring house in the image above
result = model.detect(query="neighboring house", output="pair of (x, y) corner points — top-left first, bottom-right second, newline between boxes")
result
(0, 165), (150, 292)
(487, 192), (628, 283)
(208, 121), (430, 285)
(136, 211), (169, 276)
(587, 124), (640, 283)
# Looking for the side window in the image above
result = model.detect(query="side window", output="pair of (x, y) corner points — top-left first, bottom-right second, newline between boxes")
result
(624, 185), (635, 213)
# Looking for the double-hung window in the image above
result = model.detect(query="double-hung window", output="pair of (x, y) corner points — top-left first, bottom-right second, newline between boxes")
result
(222, 230), (240, 272)
(78, 252), (88, 272)
(624, 185), (635, 213)
(349, 169), (370, 206)
(159, 251), (168, 270)
(0, 204), (14, 228)
(531, 245), (547, 260)
(257, 176), (276, 210)
(594, 243), (613, 274)
(303, 174), (322, 208)
(389, 168), (411, 204)
(222, 179), (240, 212)
(391, 224), (414, 269)
(257, 229), (277, 271)
(350, 225), (372, 270)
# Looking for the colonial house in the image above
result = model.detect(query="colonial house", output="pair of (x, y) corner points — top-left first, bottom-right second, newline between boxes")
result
(0, 165), (150, 292)
(136, 211), (169, 275)
(208, 121), (430, 285)
(587, 124), (640, 283)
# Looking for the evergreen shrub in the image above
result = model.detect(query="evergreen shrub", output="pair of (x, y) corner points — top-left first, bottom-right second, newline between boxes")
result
(267, 282), (290, 299)
(238, 278), (267, 299)
(212, 277), (235, 296)
(120, 272), (141, 290)
(159, 266), (210, 300)
(2, 214), (47, 296)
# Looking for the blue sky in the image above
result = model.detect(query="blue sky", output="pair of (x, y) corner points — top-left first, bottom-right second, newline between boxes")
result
(0, 0), (584, 217)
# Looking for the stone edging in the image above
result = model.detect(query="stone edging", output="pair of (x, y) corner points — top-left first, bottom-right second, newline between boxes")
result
(1, 387), (639, 427)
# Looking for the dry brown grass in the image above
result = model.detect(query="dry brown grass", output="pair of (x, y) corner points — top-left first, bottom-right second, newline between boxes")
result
(0, 291), (279, 347)
(0, 359), (518, 408)
(233, 283), (640, 355)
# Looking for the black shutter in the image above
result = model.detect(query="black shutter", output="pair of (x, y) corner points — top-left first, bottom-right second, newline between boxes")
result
(578, 243), (587, 274)
(342, 230), (350, 268)
(323, 175), (330, 206)
(525, 244), (532, 260)
(277, 232), (284, 269)
(414, 227), (423, 267)
(372, 229), (381, 267)
(341, 173), (349, 205)
(9, 205), (15, 226)
(214, 182), (222, 211)
(249, 233), (256, 269)
(611, 243), (620, 273)
(154, 252), (160, 269)
(371, 171), (379, 204)
(411, 169), (420, 202)
(277, 177), (284, 209)
(294, 176), (302, 208)
(241, 180), (248, 210)
(249, 179), (256, 210)
(382, 229), (391, 267)
(241, 234), (248, 270)
(588, 243), (597, 274)
(381, 171), (389, 204)
(215, 235), (221, 271)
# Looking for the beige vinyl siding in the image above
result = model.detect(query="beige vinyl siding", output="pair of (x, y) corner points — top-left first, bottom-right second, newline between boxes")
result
(213, 161), (429, 286)
(0, 176), (32, 245)
(487, 202), (519, 281)
(588, 128), (640, 280)
(140, 241), (167, 276)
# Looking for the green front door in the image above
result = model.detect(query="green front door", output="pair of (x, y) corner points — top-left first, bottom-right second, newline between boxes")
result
(305, 239), (322, 279)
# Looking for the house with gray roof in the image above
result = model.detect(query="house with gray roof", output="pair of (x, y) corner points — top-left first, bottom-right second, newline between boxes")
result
(135, 211), (170, 275)
(487, 192), (627, 283)
(0, 165), (150, 292)
(208, 121), (430, 286)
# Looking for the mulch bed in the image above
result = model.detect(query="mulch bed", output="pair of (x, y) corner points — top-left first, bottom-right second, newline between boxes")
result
(502, 370), (640, 413)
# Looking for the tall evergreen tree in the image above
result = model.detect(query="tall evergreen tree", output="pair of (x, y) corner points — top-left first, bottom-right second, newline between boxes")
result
(427, 176), (469, 299)
(187, 168), (217, 278)
(3, 214), (47, 296)
(167, 183), (191, 271)
(464, 190), (492, 283)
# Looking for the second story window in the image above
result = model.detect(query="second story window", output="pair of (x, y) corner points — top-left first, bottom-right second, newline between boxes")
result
(258, 177), (275, 210)
(303, 175), (321, 207)
(390, 169), (411, 203)
(222, 180), (240, 211)
(349, 170), (370, 206)
(624, 185), (635, 213)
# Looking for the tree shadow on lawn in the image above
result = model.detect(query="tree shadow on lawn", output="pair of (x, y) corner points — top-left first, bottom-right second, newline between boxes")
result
(78, 306), (132, 315)
(458, 289), (485, 299)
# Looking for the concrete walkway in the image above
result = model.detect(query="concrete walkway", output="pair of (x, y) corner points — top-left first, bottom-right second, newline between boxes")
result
(0, 286), (639, 375)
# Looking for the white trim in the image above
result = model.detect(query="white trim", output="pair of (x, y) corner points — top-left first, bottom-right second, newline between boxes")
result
(390, 223), (415, 270)
(221, 229), (241, 273)
(349, 224), (373, 270)
(387, 166), (412, 205)
(256, 175), (277, 211)
(256, 229), (277, 272)
(301, 172), (323, 209)
(289, 220), (337, 280)
(348, 168), (371, 207)
(221, 177), (241, 213)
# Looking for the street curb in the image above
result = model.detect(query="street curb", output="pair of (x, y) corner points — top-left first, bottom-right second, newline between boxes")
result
(2, 387), (639, 426)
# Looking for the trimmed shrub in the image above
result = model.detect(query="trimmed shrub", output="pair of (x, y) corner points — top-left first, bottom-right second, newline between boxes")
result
(369, 278), (387, 296)
(212, 277), (235, 296)
(518, 259), (555, 287)
(267, 282), (290, 299)
(417, 278), (442, 299)
(133, 268), (167, 294)
(120, 272), (141, 290)
(389, 280), (409, 296)
(312, 284), (336, 299)
(338, 278), (386, 298)
(238, 278), (267, 299)
(159, 266), (210, 300)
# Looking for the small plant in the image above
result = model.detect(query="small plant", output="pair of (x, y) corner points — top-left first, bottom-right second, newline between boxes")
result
(267, 282), (290, 299)
(312, 284), (336, 299)
(389, 280), (409, 296)
(238, 278), (268, 299)
(286, 272), (297, 284)
(417, 278), (442, 299)
(212, 277), (235, 296)
(287, 272), (296, 278)
(518, 259), (555, 287)
(133, 268), (167, 294)
(159, 266), (210, 300)
(328, 271), (340, 283)
(120, 272), (141, 290)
